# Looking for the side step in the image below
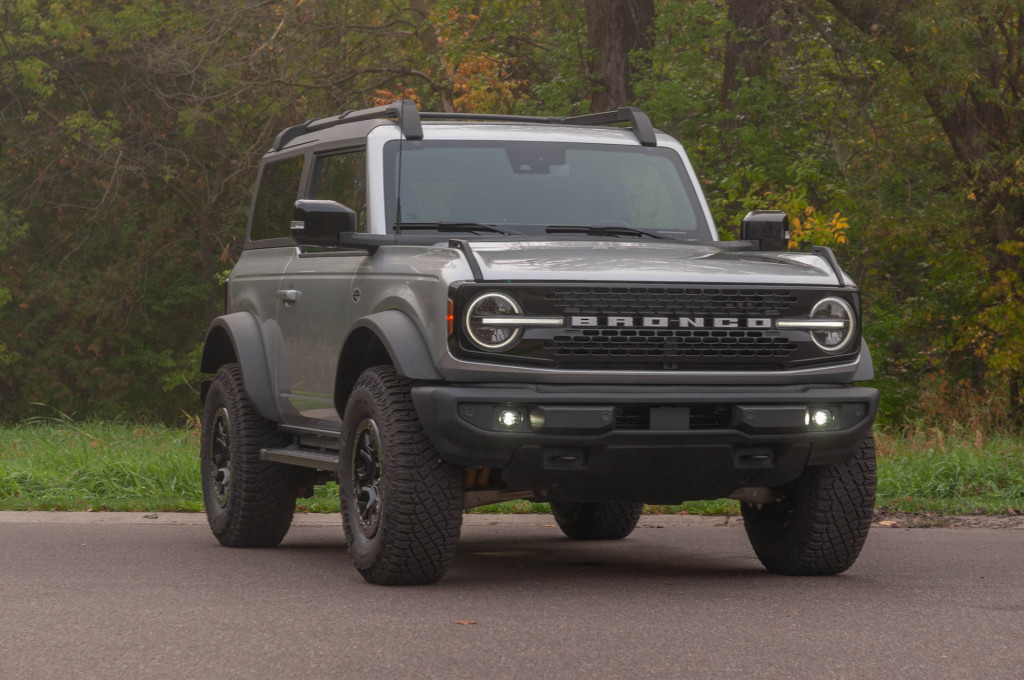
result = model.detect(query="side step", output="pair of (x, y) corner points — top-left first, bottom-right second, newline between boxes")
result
(261, 446), (339, 471)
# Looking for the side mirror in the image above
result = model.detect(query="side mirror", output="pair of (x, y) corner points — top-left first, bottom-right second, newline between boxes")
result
(740, 210), (790, 251)
(292, 199), (357, 246)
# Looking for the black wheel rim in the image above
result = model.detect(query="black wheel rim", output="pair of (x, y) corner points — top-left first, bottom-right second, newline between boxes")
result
(209, 407), (232, 508)
(351, 418), (384, 538)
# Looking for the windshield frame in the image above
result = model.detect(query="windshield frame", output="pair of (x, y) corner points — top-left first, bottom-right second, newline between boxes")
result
(381, 138), (713, 239)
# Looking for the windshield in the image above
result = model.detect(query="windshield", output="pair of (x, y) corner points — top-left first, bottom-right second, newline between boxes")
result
(383, 139), (711, 238)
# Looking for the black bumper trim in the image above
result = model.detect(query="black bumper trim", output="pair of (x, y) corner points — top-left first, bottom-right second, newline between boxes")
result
(411, 383), (878, 502)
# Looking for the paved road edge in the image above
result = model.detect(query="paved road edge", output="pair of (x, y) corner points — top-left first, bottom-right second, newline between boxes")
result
(1, 511), (1020, 529)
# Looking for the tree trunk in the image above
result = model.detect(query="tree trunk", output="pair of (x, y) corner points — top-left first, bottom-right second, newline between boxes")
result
(583, 0), (655, 111)
(720, 0), (777, 106)
(409, 0), (455, 112)
(825, 1), (1021, 229)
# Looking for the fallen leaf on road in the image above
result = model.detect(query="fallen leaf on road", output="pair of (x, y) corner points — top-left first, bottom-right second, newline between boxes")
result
(453, 620), (477, 626)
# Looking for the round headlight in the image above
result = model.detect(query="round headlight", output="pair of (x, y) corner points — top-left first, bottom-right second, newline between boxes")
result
(809, 297), (856, 352)
(465, 293), (523, 351)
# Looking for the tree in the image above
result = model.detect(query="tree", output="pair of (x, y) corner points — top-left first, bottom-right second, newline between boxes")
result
(720, 0), (777, 105)
(583, 0), (656, 111)
(0, 0), (1019, 427)
(826, 0), (1024, 417)
(0, 0), (378, 420)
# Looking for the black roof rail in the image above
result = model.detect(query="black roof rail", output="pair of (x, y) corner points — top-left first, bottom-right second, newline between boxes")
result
(272, 100), (423, 150)
(418, 112), (562, 124)
(271, 100), (657, 150)
(562, 107), (657, 147)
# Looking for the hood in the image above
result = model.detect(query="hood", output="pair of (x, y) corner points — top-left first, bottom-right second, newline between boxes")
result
(465, 240), (846, 286)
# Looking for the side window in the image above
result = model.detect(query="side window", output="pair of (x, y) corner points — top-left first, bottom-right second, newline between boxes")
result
(314, 150), (367, 232)
(250, 155), (304, 241)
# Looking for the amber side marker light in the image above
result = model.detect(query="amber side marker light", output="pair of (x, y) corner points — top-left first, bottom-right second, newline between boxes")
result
(447, 299), (455, 336)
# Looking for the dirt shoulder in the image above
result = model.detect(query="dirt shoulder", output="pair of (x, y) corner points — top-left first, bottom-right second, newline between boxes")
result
(1, 510), (1022, 529)
(871, 509), (1024, 529)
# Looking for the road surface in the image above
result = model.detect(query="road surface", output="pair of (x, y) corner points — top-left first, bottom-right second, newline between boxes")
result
(1, 512), (1021, 679)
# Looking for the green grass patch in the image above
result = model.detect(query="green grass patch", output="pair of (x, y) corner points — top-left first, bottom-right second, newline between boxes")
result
(875, 429), (1024, 514)
(0, 420), (203, 511)
(1, 421), (1021, 515)
(296, 482), (341, 513)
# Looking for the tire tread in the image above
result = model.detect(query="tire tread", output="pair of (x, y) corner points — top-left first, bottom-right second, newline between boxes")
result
(550, 501), (644, 540)
(340, 366), (463, 585)
(741, 436), (877, 575)
(202, 364), (296, 548)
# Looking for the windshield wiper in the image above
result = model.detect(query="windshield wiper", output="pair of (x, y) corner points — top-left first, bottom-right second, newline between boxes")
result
(545, 224), (669, 240)
(395, 221), (523, 236)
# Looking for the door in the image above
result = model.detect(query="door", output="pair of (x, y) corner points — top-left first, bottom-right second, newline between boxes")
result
(274, 149), (369, 428)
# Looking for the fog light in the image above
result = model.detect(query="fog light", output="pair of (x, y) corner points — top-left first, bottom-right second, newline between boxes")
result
(497, 408), (524, 430)
(806, 407), (835, 428)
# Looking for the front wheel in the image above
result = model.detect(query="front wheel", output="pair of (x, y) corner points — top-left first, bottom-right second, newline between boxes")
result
(741, 436), (877, 575)
(339, 366), (463, 585)
(550, 501), (645, 540)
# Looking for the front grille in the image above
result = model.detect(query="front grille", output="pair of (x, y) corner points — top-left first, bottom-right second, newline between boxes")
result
(547, 327), (797, 362)
(451, 283), (860, 371)
(545, 287), (799, 317)
(541, 286), (800, 369)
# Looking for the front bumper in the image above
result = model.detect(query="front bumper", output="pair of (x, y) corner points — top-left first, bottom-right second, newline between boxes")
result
(411, 383), (878, 504)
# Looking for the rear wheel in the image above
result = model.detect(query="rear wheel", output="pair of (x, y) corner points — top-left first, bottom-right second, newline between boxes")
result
(550, 501), (645, 540)
(200, 364), (297, 547)
(339, 366), (463, 585)
(741, 436), (876, 575)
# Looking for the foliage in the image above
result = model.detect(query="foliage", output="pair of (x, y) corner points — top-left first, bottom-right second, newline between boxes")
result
(0, 0), (384, 421)
(0, 0), (1021, 427)
(968, 240), (1024, 385)
(824, 0), (1024, 421)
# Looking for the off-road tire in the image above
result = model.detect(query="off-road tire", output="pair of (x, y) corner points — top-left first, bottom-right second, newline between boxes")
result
(550, 501), (645, 540)
(339, 366), (463, 585)
(741, 436), (877, 575)
(200, 364), (296, 547)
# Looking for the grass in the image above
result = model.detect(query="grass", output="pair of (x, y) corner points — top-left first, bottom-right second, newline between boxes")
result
(0, 420), (204, 512)
(1, 420), (1021, 515)
(874, 429), (1024, 514)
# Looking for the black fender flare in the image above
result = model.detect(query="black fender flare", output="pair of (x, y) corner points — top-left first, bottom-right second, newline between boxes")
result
(852, 338), (874, 382)
(200, 312), (280, 422)
(334, 310), (442, 411)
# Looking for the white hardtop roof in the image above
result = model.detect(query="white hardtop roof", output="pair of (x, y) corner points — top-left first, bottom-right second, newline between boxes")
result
(367, 120), (677, 147)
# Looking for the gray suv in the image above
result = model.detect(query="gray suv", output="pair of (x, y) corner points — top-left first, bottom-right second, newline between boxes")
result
(199, 101), (878, 585)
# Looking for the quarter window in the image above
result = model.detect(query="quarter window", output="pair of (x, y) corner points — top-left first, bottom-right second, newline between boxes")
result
(250, 155), (304, 241)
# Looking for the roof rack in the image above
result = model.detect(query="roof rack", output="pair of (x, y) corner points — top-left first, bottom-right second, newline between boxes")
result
(272, 100), (422, 151)
(271, 100), (658, 150)
(561, 108), (657, 146)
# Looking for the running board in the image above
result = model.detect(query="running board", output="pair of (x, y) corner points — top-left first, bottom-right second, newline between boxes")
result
(261, 447), (339, 471)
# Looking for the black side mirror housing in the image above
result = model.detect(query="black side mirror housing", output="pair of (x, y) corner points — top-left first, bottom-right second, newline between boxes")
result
(292, 199), (357, 246)
(740, 210), (790, 251)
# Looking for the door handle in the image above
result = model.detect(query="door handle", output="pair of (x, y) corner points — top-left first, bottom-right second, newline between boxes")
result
(276, 289), (302, 303)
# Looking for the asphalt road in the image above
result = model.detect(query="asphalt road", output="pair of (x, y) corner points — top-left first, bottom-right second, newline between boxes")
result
(1, 512), (1021, 680)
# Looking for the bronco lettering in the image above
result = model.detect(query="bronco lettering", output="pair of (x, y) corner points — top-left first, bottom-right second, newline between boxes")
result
(569, 315), (774, 329)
